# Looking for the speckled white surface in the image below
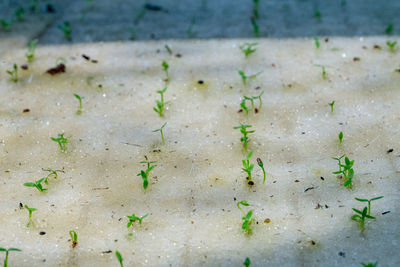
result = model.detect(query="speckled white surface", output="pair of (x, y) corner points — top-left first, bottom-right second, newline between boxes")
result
(0, 38), (399, 266)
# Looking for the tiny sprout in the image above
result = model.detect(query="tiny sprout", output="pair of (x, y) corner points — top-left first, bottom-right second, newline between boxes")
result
(127, 212), (148, 228)
(386, 41), (397, 52)
(240, 43), (258, 58)
(58, 21), (71, 40)
(314, 9), (321, 20)
(355, 196), (383, 216)
(24, 178), (47, 192)
(351, 207), (375, 232)
(165, 45), (172, 55)
(115, 250), (124, 267)
(186, 18), (195, 38)
(42, 168), (59, 185)
(338, 131), (343, 144)
(15, 7), (25, 21)
(152, 122), (167, 144)
(257, 158), (266, 184)
(329, 101), (335, 113)
(242, 152), (254, 183)
(51, 133), (69, 152)
(69, 230), (78, 248)
(314, 37), (320, 49)
(238, 70), (262, 85)
(361, 262), (378, 267)
(0, 248), (21, 267)
(25, 39), (37, 63)
(244, 257), (251, 267)
(251, 17), (259, 37)
(137, 160), (156, 189)
(385, 24), (393, 35)
(73, 93), (84, 115)
(0, 18), (12, 30)
(162, 61), (169, 82)
(6, 64), (18, 83)
(233, 123), (255, 152)
(153, 87), (168, 117)
(24, 204), (37, 227)
(332, 154), (354, 188)
(237, 201), (254, 234)
(315, 64), (326, 80)
(240, 99), (249, 116)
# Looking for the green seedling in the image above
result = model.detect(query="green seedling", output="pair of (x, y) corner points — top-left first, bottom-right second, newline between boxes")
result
(253, 0), (259, 18)
(338, 131), (343, 144)
(165, 45), (172, 55)
(15, 7), (25, 21)
(329, 101), (335, 113)
(127, 212), (148, 228)
(25, 39), (38, 62)
(24, 178), (47, 192)
(69, 230), (78, 248)
(314, 9), (321, 21)
(0, 248), (21, 267)
(314, 37), (320, 49)
(351, 207), (375, 232)
(186, 18), (195, 38)
(51, 133), (69, 152)
(257, 158), (266, 184)
(73, 93), (84, 115)
(115, 250), (124, 267)
(0, 18), (12, 30)
(6, 64), (18, 83)
(332, 154), (354, 188)
(386, 41), (397, 52)
(385, 24), (393, 35)
(137, 160), (156, 189)
(240, 99), (249, 116)
(240, 43), (258, 58)
(315, 64), (326, 80)
(242, 152), (254, 183)
(355, 196), (384, 216)
(244, 257), (251, 267)
(30, 0), (39, 13)
(153, 87), (168, 117)
(58, 21), (72, 40)
(233, 123), (255, 152)
(161, 61), (169, 82)
(42, 168), (59, 184)
(361, 262), (378, 267)
(251, 17), (259, 37)
(24, 204), (37, 227)
(238, 70), (262, 85)
(237, 201), (254, 234)
(152, 122), (167, 144)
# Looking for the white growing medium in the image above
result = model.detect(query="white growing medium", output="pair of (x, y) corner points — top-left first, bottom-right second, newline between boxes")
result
(0, 38), (399, 266)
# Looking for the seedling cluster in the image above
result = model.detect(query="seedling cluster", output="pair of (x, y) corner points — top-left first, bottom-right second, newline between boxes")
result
(237, 201), (254, 234)
(24, 178), (47, 192)
(240, 91), (264, 115)
(137, 160), (156, 189)
(127, 212), (148, 228)
(332, 154), (354, 188)
(50, 133), (69, 152)
(242, 152), (254, 185)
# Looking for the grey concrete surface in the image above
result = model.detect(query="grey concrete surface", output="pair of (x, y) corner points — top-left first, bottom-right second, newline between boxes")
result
(0, 0), (399, 44)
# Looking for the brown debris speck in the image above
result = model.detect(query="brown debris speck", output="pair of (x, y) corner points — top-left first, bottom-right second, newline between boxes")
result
(46, 64), (66, 75)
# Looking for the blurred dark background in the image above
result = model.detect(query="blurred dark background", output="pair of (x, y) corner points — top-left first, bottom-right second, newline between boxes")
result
(0, 0), (399, 44)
